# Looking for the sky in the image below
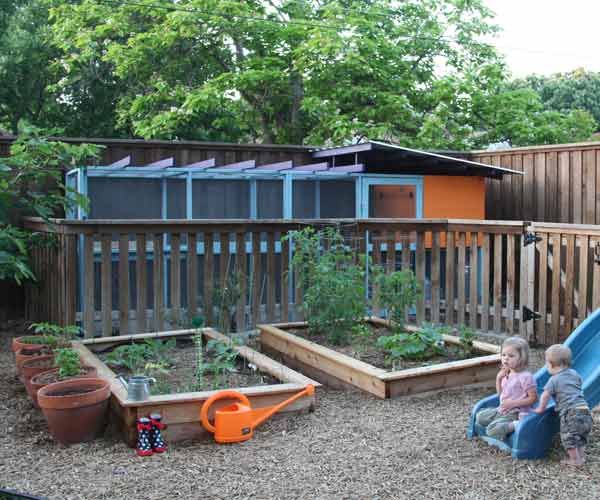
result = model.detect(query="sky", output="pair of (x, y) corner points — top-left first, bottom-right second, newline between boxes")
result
(483, 0), (600, 77)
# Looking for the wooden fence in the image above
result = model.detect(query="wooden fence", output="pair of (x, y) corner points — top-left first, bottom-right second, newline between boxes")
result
(474, 142), (600, 224)
(23, 217), (600, 346)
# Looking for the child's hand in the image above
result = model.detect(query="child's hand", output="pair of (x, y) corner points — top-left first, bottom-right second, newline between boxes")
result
(531, 407), (544, 414)
(497, 366), (510, 379)
(499, 399), (515, 412)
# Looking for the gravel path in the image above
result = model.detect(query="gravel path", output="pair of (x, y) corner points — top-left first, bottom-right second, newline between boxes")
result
(1, 323), (598, 500)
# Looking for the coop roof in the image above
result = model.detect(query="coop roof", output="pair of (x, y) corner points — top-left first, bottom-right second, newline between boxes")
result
(311, 140), (522, 179)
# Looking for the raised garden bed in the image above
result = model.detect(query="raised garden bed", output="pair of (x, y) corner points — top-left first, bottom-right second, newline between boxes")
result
(258, 318), (500, 399)
(74, 327), (319, 446)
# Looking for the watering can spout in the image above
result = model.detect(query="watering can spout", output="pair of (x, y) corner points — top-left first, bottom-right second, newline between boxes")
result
(116, 375), (128, 390)
(251, 384), (314, 429)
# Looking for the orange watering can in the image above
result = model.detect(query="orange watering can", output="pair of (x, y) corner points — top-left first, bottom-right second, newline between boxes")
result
(200, 384), (315, 443)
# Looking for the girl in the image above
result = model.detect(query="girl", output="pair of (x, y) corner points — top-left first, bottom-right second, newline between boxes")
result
(476, 336), (537, 440)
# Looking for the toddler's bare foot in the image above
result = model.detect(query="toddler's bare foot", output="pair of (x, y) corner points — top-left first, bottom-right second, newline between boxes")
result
(560, 458), (584, 467)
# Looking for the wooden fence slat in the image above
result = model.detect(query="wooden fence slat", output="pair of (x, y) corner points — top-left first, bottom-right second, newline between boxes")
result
(101, 234), (112, 337)
(546, 152), (558, 222)
(572, 151), (583, 224)
(415, 231), (425, 323)
(457, 232), (466, 325)
(136, 234), (147, 333)
(469, 232), (478, 329)
(431, 231), (441, 324)
(203, 232), (214, 326)
(220, 232), (230, 289)
(266, 232), (276, 322)
(118, 234), (130, 335)
(401, 233), (410, 271)
(445, 232), (455, 325)
(559, 152), (570, 223)
(236, 232), (247, 330)
(593, 237), (600, 312)
(387, 233), (395, 272)
(153, 233), (164, 332)
(550, 234), (562, 343)
(83, 234), (95, 338)
(583, 150), (596, 224)
(481, 234), (490, 331)
(251, 232), (261, 326)
(564, 234), (575, 338)
(281, 235), (289, 322)
(523, 154), (534, 221)
(578, 235), (589, 326)
(372, 231), (382, 316)
(537, 234), (548, 345)
(518, 234), (527, 338)
(187, 233), (198, 320)
(493, 234), (502, 333)
(506, 234), (515, 335)
(170, 234), (181, 325)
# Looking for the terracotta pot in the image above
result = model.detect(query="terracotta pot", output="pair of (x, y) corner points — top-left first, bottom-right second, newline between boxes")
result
(22, 355), (55, 400)
(29, 366), (97, 408)
(15, 346), (52, 375)
(37, 378), (111, 445)
(12, 336), (57, 353)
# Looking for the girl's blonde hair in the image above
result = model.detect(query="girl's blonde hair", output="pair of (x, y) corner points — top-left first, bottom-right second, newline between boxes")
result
(502, 336), (530, 370)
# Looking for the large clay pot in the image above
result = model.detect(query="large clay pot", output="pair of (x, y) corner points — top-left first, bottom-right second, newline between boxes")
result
(37, 378), (111, 445)
(29, 366), (97, 408)
(12, 336), (57, 353)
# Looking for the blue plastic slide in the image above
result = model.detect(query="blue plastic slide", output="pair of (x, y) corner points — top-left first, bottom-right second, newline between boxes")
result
(468, 308), (600, 459)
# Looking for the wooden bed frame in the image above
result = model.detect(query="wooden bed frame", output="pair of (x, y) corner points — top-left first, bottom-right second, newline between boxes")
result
(258, 318), (501, 399)
(75, 328), (319, 446)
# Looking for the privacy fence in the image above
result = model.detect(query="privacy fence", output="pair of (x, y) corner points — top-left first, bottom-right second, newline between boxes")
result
(23, 217), (600, 346)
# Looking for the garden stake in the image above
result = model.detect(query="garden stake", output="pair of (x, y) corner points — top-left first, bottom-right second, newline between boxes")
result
(200, 384), (314, 444)
(136, 417), (153, 457)
(149, 413), (168, 453)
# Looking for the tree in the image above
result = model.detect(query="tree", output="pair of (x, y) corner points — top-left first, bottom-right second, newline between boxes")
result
(510, 69), (600, 131)
(0, 123), (100, 283)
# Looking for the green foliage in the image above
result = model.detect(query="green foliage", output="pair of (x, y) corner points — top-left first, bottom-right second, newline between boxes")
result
(286, 227), (366, 345)
(0, 124), (99, 284)
(457, 325), (476, 357)
(376, 324), (447, 362)
(105, 338), (176, 374)
(205, 339), (238, 388)
(28, 322), (80, 347)
(20, 335), (59, 347)
(54, 348), (81, 379)
(375, 269), (420, 329)
(212, 270), (242, 334)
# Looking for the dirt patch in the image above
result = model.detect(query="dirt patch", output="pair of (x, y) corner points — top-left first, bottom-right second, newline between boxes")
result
(96, 336), (279, 395)
(291, 325), (482, 370)
(1, 320), (599, 500)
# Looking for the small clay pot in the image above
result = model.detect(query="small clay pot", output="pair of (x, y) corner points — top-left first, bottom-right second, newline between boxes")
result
(37, 378), (111, 445)
(29, 366), (97, 408)
(12, 336), (57, 353)
(22, 355), (55, 400)
(15, 346), (52, 375)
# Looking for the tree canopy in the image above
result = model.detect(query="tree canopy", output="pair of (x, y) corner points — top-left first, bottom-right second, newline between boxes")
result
(0, 0), (597, 148)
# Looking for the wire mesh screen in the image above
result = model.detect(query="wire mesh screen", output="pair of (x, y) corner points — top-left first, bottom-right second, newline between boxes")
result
(320, 180), (355, 218)
(192, 179), (250, 218)
(88, 178), (162, 218)
(257, 180), (283, 218)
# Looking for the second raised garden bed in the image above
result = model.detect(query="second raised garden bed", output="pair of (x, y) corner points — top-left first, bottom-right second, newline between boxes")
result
(258, 318), (500, 399)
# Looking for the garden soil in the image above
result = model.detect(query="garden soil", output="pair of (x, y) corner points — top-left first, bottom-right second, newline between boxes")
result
(1, 321), (599, 500)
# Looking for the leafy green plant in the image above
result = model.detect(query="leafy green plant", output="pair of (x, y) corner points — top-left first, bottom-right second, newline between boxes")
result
(376, 324), (447, 363)
(106, 344), (149, 373)
(286, 227), (366, 345)
(205, 339), (238, 388)
(212, 271), (242, 334)
(28, 322), (81, 347)
(457, 325), (476, 357)
(375, 269), (421, 329)
(143, 338), (175, 366)
(20, 335), (59, 347)
(54, 348), (81, 379)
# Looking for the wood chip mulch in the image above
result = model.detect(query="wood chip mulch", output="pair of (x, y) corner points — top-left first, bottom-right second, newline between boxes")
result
(1, 321), (598, 500)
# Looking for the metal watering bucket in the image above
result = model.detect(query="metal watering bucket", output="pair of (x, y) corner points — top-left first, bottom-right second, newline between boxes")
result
(117, 375), (156, 401)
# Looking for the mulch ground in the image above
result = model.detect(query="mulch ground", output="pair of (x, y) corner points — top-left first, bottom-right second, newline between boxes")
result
(1, 321), (599, 500)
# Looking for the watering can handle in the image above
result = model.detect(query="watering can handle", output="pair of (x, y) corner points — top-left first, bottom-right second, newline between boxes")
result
(200, 391), (251, 434)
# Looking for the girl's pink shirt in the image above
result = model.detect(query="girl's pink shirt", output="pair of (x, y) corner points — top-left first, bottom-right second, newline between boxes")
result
(499, 370), (536, 416)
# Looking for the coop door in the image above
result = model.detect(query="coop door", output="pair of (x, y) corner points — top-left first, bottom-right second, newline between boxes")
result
(369, 185), (416, 218)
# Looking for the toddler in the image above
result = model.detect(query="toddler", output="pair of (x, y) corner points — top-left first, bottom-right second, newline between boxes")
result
(476, 336), (537, 440)
(533, 344), (592, 466)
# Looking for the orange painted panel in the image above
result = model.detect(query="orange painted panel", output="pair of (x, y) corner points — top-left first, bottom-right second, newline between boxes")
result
(424, 176), (486, 247)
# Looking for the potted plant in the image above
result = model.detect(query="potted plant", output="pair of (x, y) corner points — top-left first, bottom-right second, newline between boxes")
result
(28, 348), (97, 407)
(37, 377), (111, 445)
(12, 322), (80, 353)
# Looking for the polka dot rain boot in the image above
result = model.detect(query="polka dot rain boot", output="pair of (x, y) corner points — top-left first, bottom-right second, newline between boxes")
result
(149, 413), (168, 453)
(136, 417), (153, 457)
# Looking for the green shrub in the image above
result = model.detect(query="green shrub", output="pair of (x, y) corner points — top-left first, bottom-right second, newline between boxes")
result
(54, 348), (81, 379)
(375, 269), (420, 329)
(376, 324), (448, 362)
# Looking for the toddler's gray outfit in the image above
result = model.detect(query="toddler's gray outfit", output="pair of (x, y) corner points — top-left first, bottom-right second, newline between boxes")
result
(544, 368), (593, 449)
